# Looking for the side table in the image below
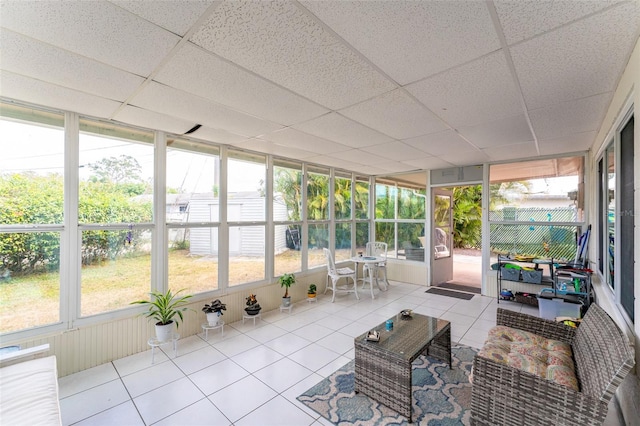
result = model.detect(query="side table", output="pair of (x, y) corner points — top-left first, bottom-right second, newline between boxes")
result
(148, 332), (179, 364)
(201, 321), (224, 340)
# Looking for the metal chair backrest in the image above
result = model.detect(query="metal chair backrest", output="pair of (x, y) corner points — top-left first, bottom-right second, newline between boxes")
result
(366, 242), (387, 260)
(323, 248), (337, 274)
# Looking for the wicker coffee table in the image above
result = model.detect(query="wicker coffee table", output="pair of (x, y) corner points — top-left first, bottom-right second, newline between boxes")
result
(354, 312), (451, 422)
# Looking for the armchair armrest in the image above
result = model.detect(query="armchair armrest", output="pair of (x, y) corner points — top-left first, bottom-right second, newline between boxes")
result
(496, 308), (575, 343)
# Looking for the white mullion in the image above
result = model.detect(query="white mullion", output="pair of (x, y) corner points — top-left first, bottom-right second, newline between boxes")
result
(266, 155), (274, 280)
(219, 146), (229, 289)
(153, 131), (167, 292)
(301, 164), (308, 271)
(63, 111), (79, 327)
(329, 168), (335, 253)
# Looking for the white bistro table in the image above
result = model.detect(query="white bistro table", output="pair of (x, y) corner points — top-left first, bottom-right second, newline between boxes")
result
(351, 255), (387, 299)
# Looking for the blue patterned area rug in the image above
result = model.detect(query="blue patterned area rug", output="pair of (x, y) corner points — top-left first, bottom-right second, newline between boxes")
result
(297, 345), (477, 425)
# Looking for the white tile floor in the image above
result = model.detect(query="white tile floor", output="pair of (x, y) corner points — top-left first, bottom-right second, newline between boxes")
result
(58, 282), (539, 426)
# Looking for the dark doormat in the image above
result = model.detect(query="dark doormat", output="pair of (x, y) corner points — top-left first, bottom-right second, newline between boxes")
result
(437, 282), (481, 294)
(426, 287), (475, 300)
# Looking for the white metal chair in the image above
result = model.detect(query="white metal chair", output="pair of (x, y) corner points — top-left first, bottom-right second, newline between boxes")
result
(363, 242), (389, 291)
(323, 248), (358, 303)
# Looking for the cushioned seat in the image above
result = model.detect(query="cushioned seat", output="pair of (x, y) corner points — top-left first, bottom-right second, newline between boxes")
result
(478, 325), (578, 391)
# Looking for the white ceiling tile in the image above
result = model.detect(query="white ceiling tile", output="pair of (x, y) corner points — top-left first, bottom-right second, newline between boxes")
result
(529, 93), (611, 140)
(371, 161), (418, 173)
(0, 29), (144, 102)
(349, 165), (387, 176)
(361, 141), (427, 162)
(113, 105), (196, 135)
(511, 2), (640, 109)
(407, 52), (522, 128)
(457, 114), (534, 149)
(302, 1), (499, 85)
(439, 149), (489, 166)
(189, 1), (396, 109)
(190, 126), (248, 145)
(327, 149), (389, 166)
(233, 139), (317, 159)
(0, 1), (180, 76)
(482, 141), (539, 162)
(0, 70), (121, 119)
(156, 43), (328, 126)
(402, 130), (477, 156)
(402, 156), (454, 171)
(303, 155), (364, 171)
(340, 89), (447, 139)
(494, 0), (625, 45)
(110, 0), (215, 36)
(258, 128), (351, 155)
(291, 113), (393, 148)
(538, 132), (596, 156)
(130, 82), (283, 137)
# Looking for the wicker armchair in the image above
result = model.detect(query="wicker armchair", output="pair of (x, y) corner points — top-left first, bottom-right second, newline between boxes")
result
(471, 304), (635, 425)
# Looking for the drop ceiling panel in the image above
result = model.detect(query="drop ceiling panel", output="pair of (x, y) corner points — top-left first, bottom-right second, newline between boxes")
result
(495, 0), (622, 45)
(403, 130), (477, 156)
(109, 0), (215, 36)
(130, 82), (283, 137)
(340, 89), (447, 139)
(511, 2), (640, 110)
(372, 161), (417, 173)
(258, 128), (351, 155)
(529, 93), (611, 141)
(538, 132), (596, 156)
(0, 71), (121, 119)
(0, 30), (144, 102)
(189, 126), (248, 145)
(303, 155), (364, 171)
(439, 149), (489, 167)
(0, 1), (180, 76)
(327, 148), (389, 166)
(362, 141), (428, 162)
(482, 141), (539, 162)
(302, 1), (499, 85)
(156, 43), (328, 126)
(233, 139), (317, 160)
(402, 156), (454, 171)
(189, 1), (396, 110)
(291, 113), (392, 148)
(350, 165), (387, 175)
(457, 114), (534, 149)
(407, 52), (522, 129)
(114, 105), (196, 135)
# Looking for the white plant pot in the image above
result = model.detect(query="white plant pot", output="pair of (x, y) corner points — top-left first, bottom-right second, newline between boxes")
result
(206, 312), (221, 326)
(155, 321), (174, 342)
(282, 296), (291, 307)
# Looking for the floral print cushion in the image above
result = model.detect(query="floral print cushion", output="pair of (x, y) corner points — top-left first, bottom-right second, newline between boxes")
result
(478, 326), (578, 391)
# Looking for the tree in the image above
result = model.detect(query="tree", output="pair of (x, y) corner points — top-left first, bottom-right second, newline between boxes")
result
(452, 186), (482, 249)
(88, 155), (143, 184)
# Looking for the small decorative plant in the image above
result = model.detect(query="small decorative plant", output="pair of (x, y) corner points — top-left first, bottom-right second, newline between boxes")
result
(131, 289), (192, 328)
(279, 273), (296, 298)
(202, 299), (227, 315)
(308, 284), (317, 295)
(245, 293), (262, 315)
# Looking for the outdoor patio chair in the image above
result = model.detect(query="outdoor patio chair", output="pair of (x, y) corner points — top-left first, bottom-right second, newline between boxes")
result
(364, 242), (389, 290)
(323, 248), (358, 303)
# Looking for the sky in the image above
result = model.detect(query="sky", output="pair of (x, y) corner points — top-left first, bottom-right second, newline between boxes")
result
(1, 119), (264, 193)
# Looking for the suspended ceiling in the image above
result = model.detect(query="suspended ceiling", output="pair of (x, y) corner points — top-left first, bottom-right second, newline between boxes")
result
(1, 0), (638, 176)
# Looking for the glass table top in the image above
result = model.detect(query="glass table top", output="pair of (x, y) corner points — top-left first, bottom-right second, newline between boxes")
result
(356, 312), (450, 361)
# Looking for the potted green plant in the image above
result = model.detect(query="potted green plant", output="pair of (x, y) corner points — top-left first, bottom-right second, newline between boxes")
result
(131, 289), (192, 342)
(307, 284), (317, 299)
(202, 299), (226, 326)
(279, 273), (296, 307)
